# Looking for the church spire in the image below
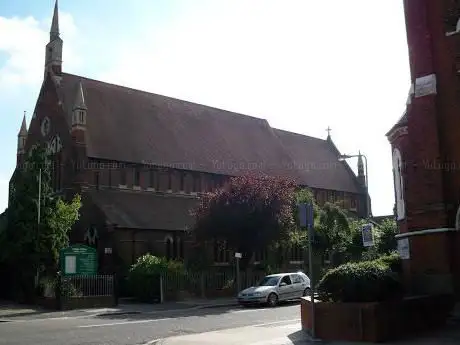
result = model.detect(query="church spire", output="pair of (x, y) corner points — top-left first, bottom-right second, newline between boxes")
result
(45, 0), (63, 78)
(50, 0), (59, 41)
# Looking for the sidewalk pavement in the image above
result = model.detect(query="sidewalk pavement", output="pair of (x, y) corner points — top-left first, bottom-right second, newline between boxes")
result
(151, 306), (460, 345)
(147, 320), (306, 345)
(148, 320), (460, 345)
(0, 297), (239, 320)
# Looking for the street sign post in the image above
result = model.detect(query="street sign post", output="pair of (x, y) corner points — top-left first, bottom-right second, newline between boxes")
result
(361, 223), (374, 247)
(235, 252), (242, 292)
(60, 244), (98, 276)
(298, 202), (316, 339)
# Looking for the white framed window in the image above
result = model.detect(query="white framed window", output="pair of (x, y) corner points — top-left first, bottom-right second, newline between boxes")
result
(392, 148), (405, 220)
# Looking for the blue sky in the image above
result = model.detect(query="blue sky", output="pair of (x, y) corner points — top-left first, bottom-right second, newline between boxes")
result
(0, 0), (411, 215)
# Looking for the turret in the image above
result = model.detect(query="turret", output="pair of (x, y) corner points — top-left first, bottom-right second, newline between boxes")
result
(71, 80), (87, 142)
(357, 151), (365, 187)
(17, 112), (28, 167)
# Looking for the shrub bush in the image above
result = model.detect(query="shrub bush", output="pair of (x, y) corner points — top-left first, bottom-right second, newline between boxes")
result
(128, 254), (184, 302)
(316, 256), (403, 303)
(375, 251), (402, 273)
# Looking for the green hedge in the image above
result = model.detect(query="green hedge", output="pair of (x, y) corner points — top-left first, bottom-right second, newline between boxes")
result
(374, 252), (402, 273)
(128, 254), (184, 302)
(316, 253), (403, 303)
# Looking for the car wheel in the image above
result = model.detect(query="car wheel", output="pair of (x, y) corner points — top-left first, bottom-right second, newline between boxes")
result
(267, 293), (278, 307)
(303, 288), (312, 297)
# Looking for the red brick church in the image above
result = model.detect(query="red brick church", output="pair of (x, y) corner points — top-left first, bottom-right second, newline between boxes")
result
(387, 0), (460, 297)
(13, 2), (369, 272)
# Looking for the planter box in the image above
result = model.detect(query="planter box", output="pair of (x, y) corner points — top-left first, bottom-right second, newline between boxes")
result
(300, 294), (454, 342)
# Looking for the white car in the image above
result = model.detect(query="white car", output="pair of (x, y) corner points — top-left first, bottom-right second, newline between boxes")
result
(237, 272), (311, 307)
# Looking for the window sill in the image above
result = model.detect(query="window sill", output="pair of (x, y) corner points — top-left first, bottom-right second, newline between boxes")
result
(119, 184), (127, 189)
(289, 260), (304, 265)
(166, 189), (173, 193)
(147, 187), (156, 192)
(133, 186), (141, 190)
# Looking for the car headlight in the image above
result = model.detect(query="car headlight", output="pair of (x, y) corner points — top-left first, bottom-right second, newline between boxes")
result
(253, 292), (262, 296)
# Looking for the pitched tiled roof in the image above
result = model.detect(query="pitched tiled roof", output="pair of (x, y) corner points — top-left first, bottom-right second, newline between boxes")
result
(57, 73), (362, 194)
(273, 129), (361, 193)
(88, 189), (198, 230)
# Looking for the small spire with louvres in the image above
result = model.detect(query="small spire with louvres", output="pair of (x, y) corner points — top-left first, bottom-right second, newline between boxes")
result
(72, 81), (87, 129)
(17, 112), (28, 162)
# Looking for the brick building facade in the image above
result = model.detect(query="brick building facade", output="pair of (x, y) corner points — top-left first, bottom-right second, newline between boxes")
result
(12, 2), (369, 273)
(387, 0), (460, 297)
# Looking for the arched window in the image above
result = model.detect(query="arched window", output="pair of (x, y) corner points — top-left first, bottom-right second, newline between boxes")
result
(193, 175), (201, 192)
(165, 236), (173, 260)
(179, 172), (185, 191)
(392, 148), (405, 220)
(167, 172), (172, 190)
(214, 240), (229, 263)
(176, 237), (184, 259)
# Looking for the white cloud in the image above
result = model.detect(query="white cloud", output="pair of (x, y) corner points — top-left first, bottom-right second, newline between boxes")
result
(0, 11), (81, 92)
(0, 10), (82, 213)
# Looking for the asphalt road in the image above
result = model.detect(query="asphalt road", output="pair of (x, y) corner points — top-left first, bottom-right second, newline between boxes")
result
(0, 302), (301, 345)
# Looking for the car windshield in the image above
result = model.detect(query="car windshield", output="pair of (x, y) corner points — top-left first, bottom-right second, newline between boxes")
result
(257, 276), (280, 286)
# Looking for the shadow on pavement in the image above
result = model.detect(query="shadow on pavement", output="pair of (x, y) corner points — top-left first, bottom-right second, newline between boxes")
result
(287, 330), (310, 344)
(90, 300), (301, 322)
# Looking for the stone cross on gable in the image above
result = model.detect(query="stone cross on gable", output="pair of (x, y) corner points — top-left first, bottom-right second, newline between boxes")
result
(326, 126), (332, 137)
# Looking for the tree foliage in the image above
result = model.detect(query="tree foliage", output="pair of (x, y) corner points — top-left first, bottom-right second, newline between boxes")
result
(376, 219), (398, 254)
(0, 144), (82, 299)
(192, 174), (296, 267)
(314, 203), (351, 257)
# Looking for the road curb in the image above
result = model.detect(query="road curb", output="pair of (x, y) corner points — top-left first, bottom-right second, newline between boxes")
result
(196, 302), (239, 309)
(93, 302), (239, 317)
(94, 311), (142, 317)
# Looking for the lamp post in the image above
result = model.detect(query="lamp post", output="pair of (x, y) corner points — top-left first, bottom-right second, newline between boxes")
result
(35, 168), (42, 287)
(338, 153), (370, 219)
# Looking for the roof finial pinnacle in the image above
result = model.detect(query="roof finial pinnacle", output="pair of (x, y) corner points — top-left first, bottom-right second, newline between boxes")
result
(73, 80), (87, 110)
(50, 0), (60, 40)
(19, 111), (27, 135)
(326, 126), (332, 140)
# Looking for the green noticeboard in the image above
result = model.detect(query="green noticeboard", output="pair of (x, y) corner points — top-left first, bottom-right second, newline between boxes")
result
(60, 244), (98, 276)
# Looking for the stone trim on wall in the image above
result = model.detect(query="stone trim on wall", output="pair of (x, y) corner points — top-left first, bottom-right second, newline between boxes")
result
(395, 227), (457, 239)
